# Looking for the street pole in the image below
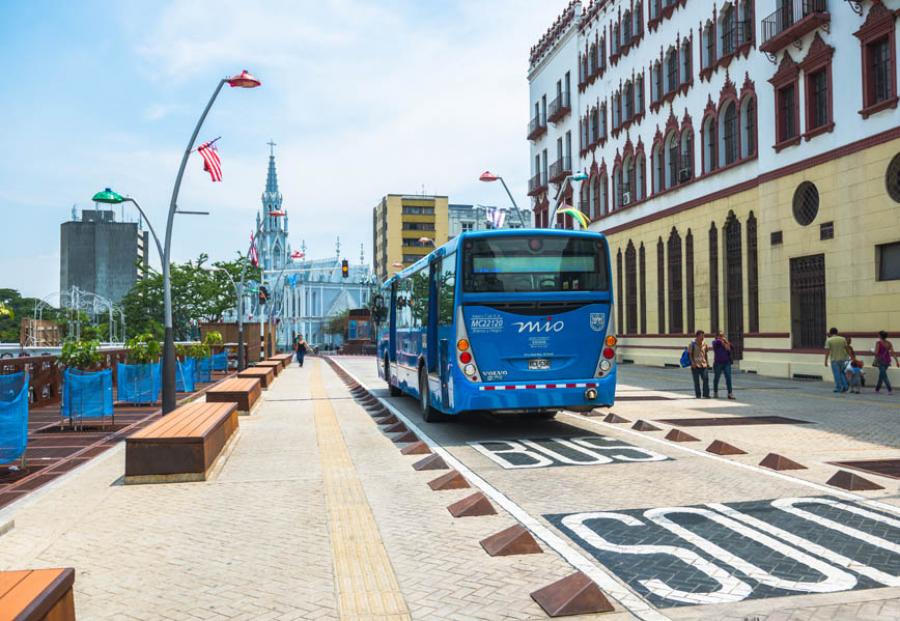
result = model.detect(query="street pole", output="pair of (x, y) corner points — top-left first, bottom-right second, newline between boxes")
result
(548, 172), (588, 229)
(161, 79), (227, 414)
(496, 176), (528, 228)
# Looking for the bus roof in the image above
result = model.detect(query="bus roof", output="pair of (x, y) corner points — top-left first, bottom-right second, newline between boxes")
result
(382, 228), (608, 288)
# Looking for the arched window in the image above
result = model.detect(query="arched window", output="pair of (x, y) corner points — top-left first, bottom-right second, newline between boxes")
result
(639, 243), (647, 333)
(617, 249), (624, 332)
(666, 47), (679, 93)
(623, 10), (632, 44)
(667, 228), (683, 334)
(653, 143), (665, 193)
(599, 170), (609, 215)
(702, 20), (715, 69)
(680, 129), (694, 180)
(720, 3), (735, 56)
(740, 95), (756, 158)
(590, 175), (600, 219)
(613, 23), (620, 55)
(622, 156), (634, 205)
(739, 0), (753, 45)
(681, 39), (692, 83)
(656, 237), (666, 333)
(625, 241), (638, 334)
(686, 229), (695, 333)
(652, 61), (662, 102)
(702, 115), (717, 173)
(624, 81), (634, 120)
(665, 131), (679, 189)
(635, 154), (646, 200)
(747, 212), (758, 333)
(582, 178), (592, 219)
(612, 164), (623, 210)
(634, 2), (643, 36)
(636, 74), (644, 112)
(720, 101), (738, 166)
(709, 223), (719, 332)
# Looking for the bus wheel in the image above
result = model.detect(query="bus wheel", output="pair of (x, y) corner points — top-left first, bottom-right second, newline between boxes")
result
(385, 357), (401, 397)
(536, 411), (557, 420)
(419, 368), (442, 423)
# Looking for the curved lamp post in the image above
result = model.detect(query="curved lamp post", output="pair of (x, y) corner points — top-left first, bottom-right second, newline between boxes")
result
(478, 171), (528, 228)
(101, 70), (261, 414)
(549, 171), (588, 229)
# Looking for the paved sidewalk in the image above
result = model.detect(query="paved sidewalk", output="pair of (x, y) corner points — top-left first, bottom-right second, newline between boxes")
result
(0, 358), (608, 620)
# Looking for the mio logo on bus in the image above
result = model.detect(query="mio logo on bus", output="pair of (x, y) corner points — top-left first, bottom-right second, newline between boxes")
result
(547, 496), (900, 607)
(469, 435), (669, 469)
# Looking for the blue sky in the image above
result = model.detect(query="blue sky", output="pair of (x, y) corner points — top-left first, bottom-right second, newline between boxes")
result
(0, 0), (566, 300)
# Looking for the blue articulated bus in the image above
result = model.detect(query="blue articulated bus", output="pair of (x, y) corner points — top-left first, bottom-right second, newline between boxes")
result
(376, 229), (618, 422)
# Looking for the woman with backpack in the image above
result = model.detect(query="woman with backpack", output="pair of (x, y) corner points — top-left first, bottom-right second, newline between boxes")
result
(874, 331), (899, 394)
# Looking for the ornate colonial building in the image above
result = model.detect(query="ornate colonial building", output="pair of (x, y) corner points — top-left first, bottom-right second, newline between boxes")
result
(257, 142), (291, 271)
(529, 0), (900, 380)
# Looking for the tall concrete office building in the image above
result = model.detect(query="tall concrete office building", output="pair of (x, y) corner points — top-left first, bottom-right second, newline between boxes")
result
(372, 194), (449, 282)
(60, 207), (149, 304)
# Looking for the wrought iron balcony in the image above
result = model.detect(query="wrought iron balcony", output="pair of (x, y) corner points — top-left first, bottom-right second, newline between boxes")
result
(527, 173), (547, 196)
(548, 157), (572, 184)
(760, 0), (829, 54)
(527, 114), (547, 141)
(547, 92), (571, 123)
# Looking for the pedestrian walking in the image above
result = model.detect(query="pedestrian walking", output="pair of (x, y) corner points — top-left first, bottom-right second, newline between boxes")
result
(687, 330), (710, 399)
(873, 330), (899, 394)
(294, 333), (308, 367)
(824, 327), (850, 393)
(712, 331), (735, 400)
(845, 337), (863, 394)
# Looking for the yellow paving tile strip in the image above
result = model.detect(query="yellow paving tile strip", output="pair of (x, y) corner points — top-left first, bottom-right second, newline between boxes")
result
(311, 361), (412, 620)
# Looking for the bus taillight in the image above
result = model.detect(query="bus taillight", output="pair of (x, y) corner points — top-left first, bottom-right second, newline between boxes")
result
(457, 339), (470, 351)
(605, 335), (617, 347)
(459, 351), (472, 364)
(603, 347), (615, 359)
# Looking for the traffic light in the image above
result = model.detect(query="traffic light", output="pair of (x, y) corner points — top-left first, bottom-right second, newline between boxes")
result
(341, 259), (349, 279)
(258, 285), (269, 304)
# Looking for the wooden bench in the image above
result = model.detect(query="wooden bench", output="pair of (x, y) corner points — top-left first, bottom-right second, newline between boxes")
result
(270, 353), (294, 369)
(237, 366), (275, 389)
(0, 568), (76, 621)
(125, 401), (239, 484)
(205, 377), (262, 415)
(255, 360), (282, 376)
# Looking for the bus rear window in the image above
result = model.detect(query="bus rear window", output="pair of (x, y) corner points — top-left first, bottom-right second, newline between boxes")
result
(463, 236), (610, 292)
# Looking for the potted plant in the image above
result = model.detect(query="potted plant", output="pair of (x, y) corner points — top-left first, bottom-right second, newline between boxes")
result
(190, 342), (213, 384)
(118, 333), (161, 405)
(203, 331), (228, 372)
(59, 339), (113, 426)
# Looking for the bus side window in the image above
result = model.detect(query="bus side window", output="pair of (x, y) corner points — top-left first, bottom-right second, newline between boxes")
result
(410, 268), (430, 328)
(438, 254), (456, 326)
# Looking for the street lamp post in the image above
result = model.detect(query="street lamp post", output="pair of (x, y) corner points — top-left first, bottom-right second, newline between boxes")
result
(158, 70), (261, 414)
(478, 171), (528, 228)
(548, 171), (588, 228)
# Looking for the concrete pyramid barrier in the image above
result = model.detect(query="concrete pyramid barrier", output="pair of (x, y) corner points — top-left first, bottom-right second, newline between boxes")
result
(428, 470), (470, 491)
(759, 453), (806, 471)
(530, 572), (614, 617)
(479, 524), (542, 556)
(706, 440), (747, 455)
(631, 420), (660, 431)
(665, 429), (700, 442)
(603, 413), (630, 423)
(412, 454), (448, 471)
(827, 470), (884, 491)
(447, 492), (496, 517)
(400, 441), (431, 455)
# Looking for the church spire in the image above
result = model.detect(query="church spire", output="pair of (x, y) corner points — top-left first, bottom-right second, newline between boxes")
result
(265, 140), (279, 195)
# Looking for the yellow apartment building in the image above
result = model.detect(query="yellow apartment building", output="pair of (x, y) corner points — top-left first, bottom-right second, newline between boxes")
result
(372, 194), (449, 283)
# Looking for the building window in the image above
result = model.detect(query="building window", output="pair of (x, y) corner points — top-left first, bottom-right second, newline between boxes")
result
(886, 152), (900, 203)
(686, 229), (695, 334)
(703, 20), (716, 69)
(625, 242), (638, 334)
(639, 243), (647, 334)
(877, 241), (900, 281)
(810, 70), (828, 129)
(721, 102), (738, 166)
(625, 81), (634, 119)
(780, 84), (797, 141)
(654, 144), (665, 192)
(680, 130), (694, 182)
(667, 228), (683, 334)
(709, 223), (719, 332)
(635, 155), (646, 200)
(855, 3), (898, 117)
(747, 212), (758, 334)
(617, 249), (624, 331)
(740, 95), (757, 157)
(801, 34), (835, 138)
(681, 39), (692, 83)
(666, 48), (679, 93)
(666, 132), (679, 188)
(792, 181), (819, 226)
(656, 237), (665, 333)
(820, 221), (834, 240)
(702, 116), (716, 173)
(623, 10), (633, 44)
(721, 3), (735, 56)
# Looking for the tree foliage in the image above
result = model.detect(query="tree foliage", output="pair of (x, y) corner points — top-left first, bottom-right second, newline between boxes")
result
(0, 288), (63, 343)
(120, 254), (260, 340)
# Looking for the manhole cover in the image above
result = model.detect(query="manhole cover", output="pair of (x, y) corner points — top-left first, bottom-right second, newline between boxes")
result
(657, 416), (812, 427)
(829, 459), (900, 480)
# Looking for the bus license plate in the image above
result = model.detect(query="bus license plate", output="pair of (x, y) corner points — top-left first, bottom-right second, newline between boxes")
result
(529, 359), (550, 370)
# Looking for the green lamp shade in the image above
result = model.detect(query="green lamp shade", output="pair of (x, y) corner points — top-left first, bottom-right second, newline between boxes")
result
(92, 188), (125, 204)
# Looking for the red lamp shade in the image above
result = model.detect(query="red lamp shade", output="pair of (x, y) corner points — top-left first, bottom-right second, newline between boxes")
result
(268, 210), (285, 217)
(479, 171), (498, 182)
(226, 70), (261, 88)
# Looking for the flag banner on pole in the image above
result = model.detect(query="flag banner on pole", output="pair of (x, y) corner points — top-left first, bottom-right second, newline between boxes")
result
(290, 250), (305, 260)
(484, 207), (507, 229)
(197, 140), (222, 182)
(557, 206), (590, 230)
(249, 233), (259, 267)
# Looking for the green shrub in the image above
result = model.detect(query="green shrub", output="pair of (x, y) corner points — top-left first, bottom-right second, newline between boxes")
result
(203, 330), (224, 345)
(126, 333), (161, 364)
(190, 342), (211, 359)
(59, 339), (102, 370)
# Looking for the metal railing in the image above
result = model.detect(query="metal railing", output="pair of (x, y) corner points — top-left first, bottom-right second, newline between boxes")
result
(527, 114), (546, 140)
(547, 92), (571, 121)
(528, 173), (547, 195)
(549, 157), (572, 183)
(761, 0), (826, 45)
